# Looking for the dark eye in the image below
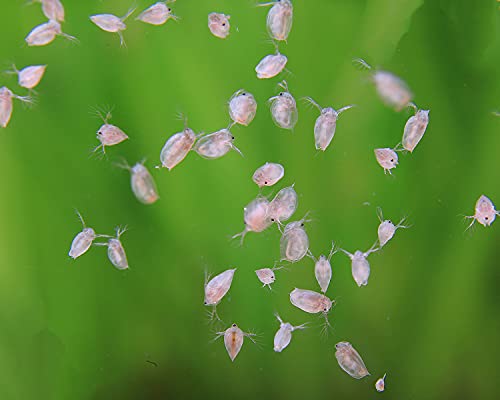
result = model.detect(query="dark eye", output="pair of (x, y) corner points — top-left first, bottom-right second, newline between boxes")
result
(203, 301), (207, 305)
(271, 275), (275, 279)
(271, 218), (275, 222)
(242, 93), (246, 96)
(279, 92), (284, 96)
(222, 23), (226, 26)
(323, 307), (327, 311)
(232, 323), (236, 327)
(388, 220), (392, 224)
(167, 8), (171, 11)
(231, 136), (235, 140)
(485, 216), (489, 220)
(97, 131), (102, 135)
(390, 159), (394, 162)
(301, 223), (304, 227)
(264, 181), (268, 185)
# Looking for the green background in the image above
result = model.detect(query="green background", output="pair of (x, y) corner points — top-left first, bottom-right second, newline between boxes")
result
(0, 0), (499, 399)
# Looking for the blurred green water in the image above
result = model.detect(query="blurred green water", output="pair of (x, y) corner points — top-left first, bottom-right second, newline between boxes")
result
(0, 0), (499, 399)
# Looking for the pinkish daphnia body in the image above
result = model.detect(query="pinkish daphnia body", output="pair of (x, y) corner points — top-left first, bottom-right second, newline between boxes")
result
(304, 97), (354, 151)
(268, 185), (298, 224)
(280, 215), (310, 262)
(194, 129), (242, 159)
(465, 195), (499, 229)
(255, 265), (284, 289)
(34, 0), (65, 22)
(0, 88), (15, 128)
(340, 243), (379, 287)
(91, 11), (130, 31)
(216, 323), (256, 362)
(158, 128), (196, 169)
(255, 52), (288, 79)
(233, 197), (272, 244)
(374, 71), (412, 111)
(312, 242), (336, 293)
(204, 268), (236, 308)
(375, 373), (387, 392)
(157, 117), (199, 170)
(90, 6), (136, 46)
(290, 288), (333, 314)
(93, 111), (128, 154)
(118, 160), (159, 204)
(354, 58), (413, 111)
(374, 148), (398, 174)
(255, 268), (275, 288)
(252, 162), (284, 187)
(376, 207), (408, 247)
(25, 20), (77, 46)
(273, 313), (306, 352)
(208, 12), (230, 38)
(0, 87), (33, 128)
(94, 227), (129, 270)
(335, 341), (370, 379)
(130, 163), (159, 204)
(69, 228), (96, 259)
(8, 65), (47, 90)
(137, 1), (179, 26)
(268, 81), (298, 130)
(259, 0), (293, 42)
(228, 90), (257, 126)
(402, 104), (430, 152)
(107, 238), (128, 270)
(68, 211), (98, 259)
